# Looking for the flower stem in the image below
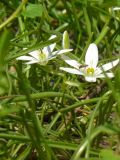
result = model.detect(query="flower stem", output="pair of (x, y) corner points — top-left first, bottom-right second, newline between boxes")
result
(0, 0), (28, 30)
(12, 92), (74, 102)
(94, 19), (110, 44)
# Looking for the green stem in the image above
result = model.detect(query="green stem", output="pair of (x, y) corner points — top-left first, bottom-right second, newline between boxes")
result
(0, 133), (30, 141)
(60, 97), (100, 113)
(6, 64), (12, 95)
(71, 1), (81, 33)
(16, 65), (48, 159)
(83, 7), (91, 37)
(94, 19), (110, 45)
(85, 92), (110, 158)
(44, 112), (61, 135)
(0, 0), (28, 30)
(70, 126), (116, 160)
(12, 92), (74, 102)
(0, 133), (77, 150)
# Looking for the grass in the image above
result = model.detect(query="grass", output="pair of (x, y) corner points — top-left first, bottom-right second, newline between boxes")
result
(0, 0), (120, 159)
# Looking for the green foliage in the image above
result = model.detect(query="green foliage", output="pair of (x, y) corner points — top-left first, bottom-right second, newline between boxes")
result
(0, 2), (6, 21)
(22, 3), (44, 18)
(0, 30), (11, 69)
(0, 0), (120, 159)
(0, 74), (9, 95)
(0, 30), (11, 94)
(100, 149), (120, 160)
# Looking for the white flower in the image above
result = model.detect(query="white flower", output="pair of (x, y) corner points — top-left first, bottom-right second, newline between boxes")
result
(112, 7), (120, 11)
(16, 35), (72, 65)
(60, 43), (119, 82)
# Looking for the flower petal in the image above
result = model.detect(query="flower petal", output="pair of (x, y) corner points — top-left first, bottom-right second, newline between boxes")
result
(60, 67), (83, 75)
(52, 49), (73, 56)
(97, 59), (119, 74)
(16, 56), (35, 61)
(85, 43), (98, 68)
(49, 35), (57, 51)
(113, 7), (120, 11)
(25, 60), (39, 64)
(85, 76), (96, 82)
(61, 55), (81, 69)
(43, 35), (57, 56)
(28, 50), (40, 60)
(96, 72), (114, 78)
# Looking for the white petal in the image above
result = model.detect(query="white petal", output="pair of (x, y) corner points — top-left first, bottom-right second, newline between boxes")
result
(28, 50), (40, 60)
(113, 7), (120, 11)
(48, 56), (56, 61)
(16, 56), (35, 61)
(43, 35), (57, 55)
(60, 67), (83, 75)
(85, 43), (98, 68)
(25, 60), (39, 64)
(61, 55), (81, 69)
(52, 49), (73, 56)
(97, 59), (119, 74)
(96, 72), (114, 78)
(106, 73), (114, 78)
(42, 47), (50, 57)
(49, 35), (57, 52)
(85, 76), (96, 82)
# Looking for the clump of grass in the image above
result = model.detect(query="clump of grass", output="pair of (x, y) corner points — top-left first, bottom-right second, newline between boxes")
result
(0, 0), (120, 159)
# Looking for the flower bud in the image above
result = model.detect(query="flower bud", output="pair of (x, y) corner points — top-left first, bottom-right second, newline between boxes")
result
(62, 31), (70, 49)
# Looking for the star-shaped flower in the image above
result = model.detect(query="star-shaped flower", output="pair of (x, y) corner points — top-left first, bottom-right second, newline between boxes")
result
(16, 35), (72, 65)
(60, 43), (119, 82)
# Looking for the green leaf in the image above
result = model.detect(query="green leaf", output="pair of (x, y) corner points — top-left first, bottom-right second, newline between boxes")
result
(100, 149), (120, 160)
(16, 146), (31, 160)
(65, 80), (80, 87)
(22, 3), (44, 18)
(0, 30), (11, 70)
(0, 74), (9, 95)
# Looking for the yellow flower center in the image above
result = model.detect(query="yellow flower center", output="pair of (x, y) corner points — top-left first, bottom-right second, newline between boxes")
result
(86, 67), (94, 75)
(39, 52), (46, 61)
(39, 51), (48, 65)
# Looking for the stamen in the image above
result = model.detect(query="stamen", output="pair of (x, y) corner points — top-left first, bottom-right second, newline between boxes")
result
(86, 68), (94, 74)
(38, 51), (48, 65)
(39, 52), (46, 61)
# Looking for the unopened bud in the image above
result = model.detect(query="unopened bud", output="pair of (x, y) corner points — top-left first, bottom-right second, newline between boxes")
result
(62, 31), (70, 49)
